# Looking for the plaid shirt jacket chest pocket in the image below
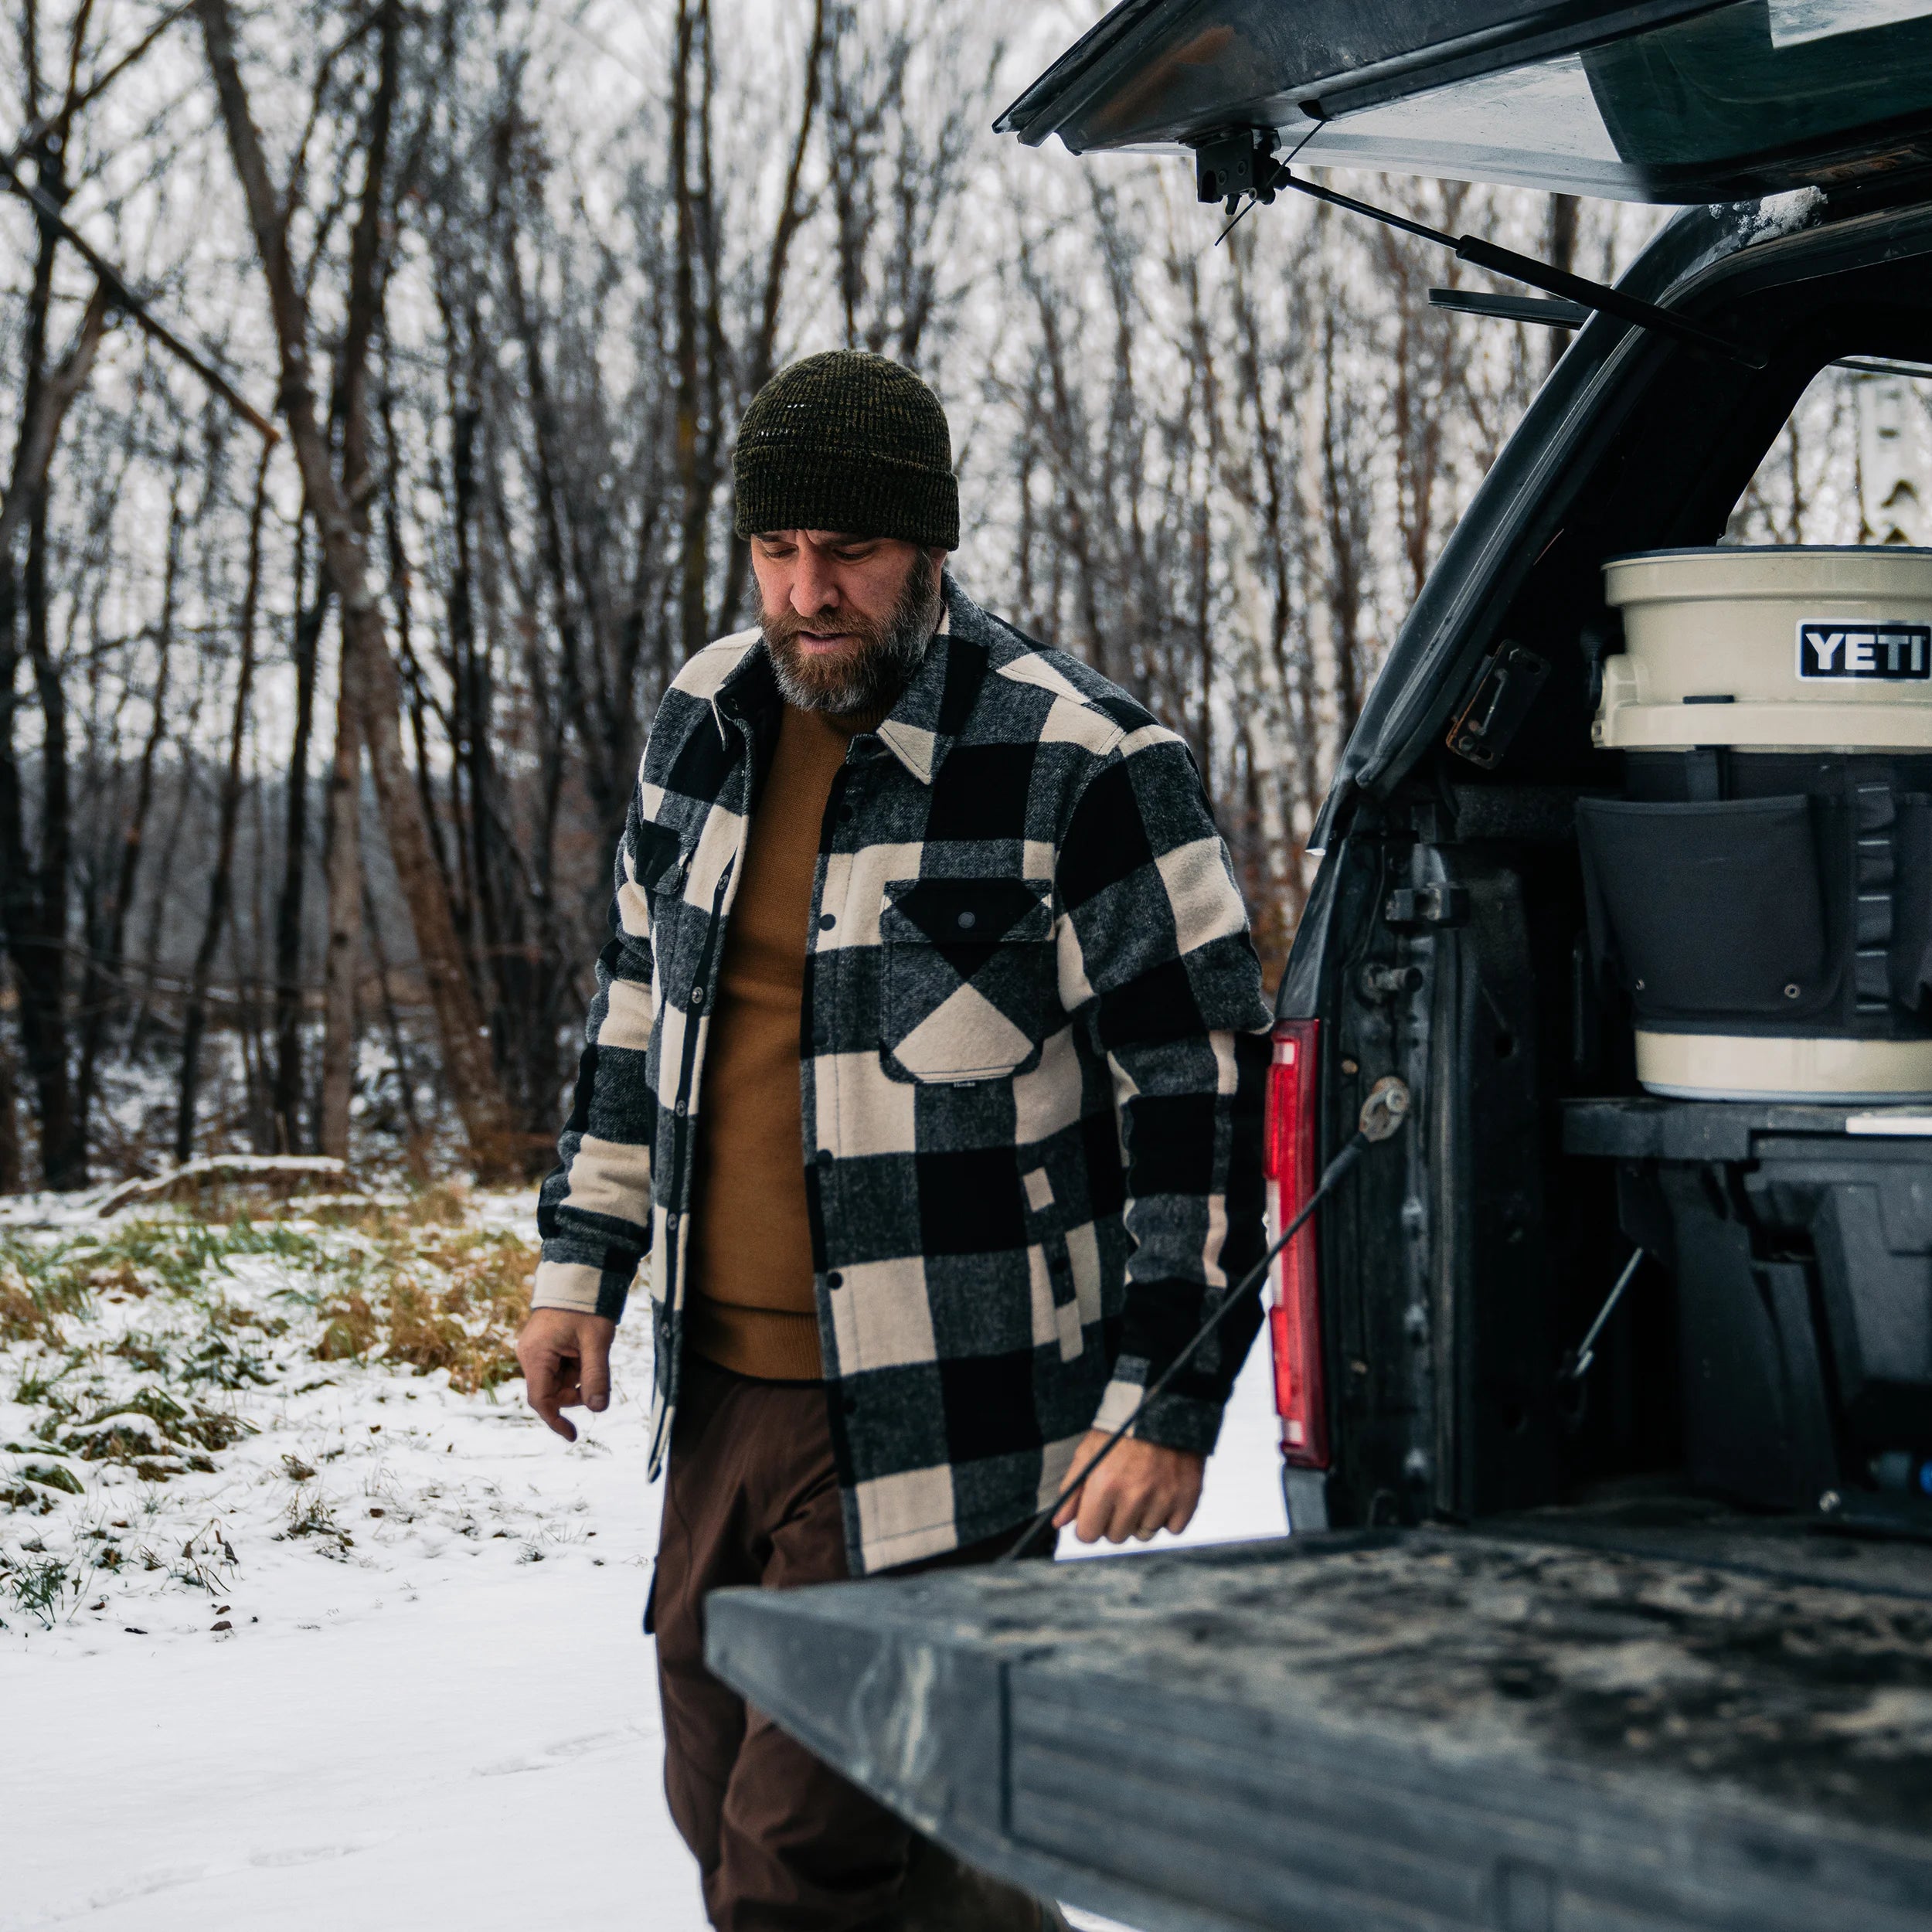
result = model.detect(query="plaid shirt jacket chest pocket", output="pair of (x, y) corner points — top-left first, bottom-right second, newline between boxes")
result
(878, 876), (1055, 1081)
(534, 581), (1271, 1575)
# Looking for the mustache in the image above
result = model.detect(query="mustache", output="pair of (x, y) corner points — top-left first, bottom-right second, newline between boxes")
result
(760, 604), (885, 650)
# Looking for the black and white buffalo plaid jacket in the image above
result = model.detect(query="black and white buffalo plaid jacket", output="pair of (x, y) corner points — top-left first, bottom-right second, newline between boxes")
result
(533, 577), (1270, 1573)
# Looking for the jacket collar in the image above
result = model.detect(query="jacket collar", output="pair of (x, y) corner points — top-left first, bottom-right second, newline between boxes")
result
(710, 633), (780, 751)
(873, 576), (1001, 786)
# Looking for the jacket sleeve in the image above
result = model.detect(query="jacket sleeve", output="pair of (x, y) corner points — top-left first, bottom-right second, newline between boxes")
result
(530, 782), (660, 1323)
(1056, 726), (1272, 1455)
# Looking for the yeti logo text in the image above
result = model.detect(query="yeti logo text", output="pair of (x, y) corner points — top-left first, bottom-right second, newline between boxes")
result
(1798, 620), (1932, 680)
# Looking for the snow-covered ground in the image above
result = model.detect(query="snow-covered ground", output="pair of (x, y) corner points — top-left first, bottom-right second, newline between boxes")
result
(2, 1188), (1284, 1931)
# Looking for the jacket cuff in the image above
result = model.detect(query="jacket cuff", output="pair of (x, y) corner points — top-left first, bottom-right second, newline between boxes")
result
(1091, 1370), (1226, 1458)
(532, 1247), (638, 1323)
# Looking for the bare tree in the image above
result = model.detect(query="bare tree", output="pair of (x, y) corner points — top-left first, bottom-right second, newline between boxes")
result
(176, 446), (270, 1158)
(197, 0), (519, 1175)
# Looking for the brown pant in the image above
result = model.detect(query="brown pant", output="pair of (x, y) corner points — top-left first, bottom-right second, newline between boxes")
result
(655, 1352), (1046, 1932)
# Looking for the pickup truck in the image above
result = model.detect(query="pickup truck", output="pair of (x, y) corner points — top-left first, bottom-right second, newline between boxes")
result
(707, 6), (1932, 1928)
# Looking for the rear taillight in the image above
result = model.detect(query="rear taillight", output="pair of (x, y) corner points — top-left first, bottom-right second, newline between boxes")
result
(1264, 1019), (1328, 1470)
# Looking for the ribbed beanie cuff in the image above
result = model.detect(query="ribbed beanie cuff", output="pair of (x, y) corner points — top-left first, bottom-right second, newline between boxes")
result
(733, 351), (959, 550)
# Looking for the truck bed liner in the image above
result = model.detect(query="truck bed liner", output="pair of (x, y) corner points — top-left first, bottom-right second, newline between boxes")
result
(706, 1526), (1932, 1932)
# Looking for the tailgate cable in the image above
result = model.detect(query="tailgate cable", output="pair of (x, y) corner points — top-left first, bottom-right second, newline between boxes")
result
(1002, 1077), (1413, 1560)
(1559, 1244), (1645, 1387)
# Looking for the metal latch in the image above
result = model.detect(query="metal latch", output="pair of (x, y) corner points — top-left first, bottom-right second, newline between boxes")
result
(1384, 883), (1468, 928)
(1444, 642), (1550, 768)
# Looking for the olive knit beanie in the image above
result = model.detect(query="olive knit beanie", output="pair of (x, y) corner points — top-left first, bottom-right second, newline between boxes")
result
(733, 351), (959, 550)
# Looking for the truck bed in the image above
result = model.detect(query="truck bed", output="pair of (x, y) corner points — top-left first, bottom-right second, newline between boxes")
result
(706, 1515), (1932, 1932)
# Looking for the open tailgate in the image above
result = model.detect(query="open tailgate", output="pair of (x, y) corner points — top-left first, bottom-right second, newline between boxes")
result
(708, 1526), (1932, 1932)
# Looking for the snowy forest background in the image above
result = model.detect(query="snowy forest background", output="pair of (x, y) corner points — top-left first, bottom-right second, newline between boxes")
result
(0, 0), (1767, 1194)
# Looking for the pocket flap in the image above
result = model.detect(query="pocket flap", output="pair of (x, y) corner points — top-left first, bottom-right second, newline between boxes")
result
(634, 822), (686, 893)
(881, 877), (1053, 947)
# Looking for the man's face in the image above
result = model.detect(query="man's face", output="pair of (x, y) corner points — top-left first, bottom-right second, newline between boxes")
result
(750, 531), (944, 714)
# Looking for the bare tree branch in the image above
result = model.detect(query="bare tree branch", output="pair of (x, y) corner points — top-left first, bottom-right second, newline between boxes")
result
(0, 149), (278, 440)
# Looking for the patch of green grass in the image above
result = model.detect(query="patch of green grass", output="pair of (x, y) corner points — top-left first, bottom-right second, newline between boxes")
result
(2, 1446), (84, 1498)
(1, 1552), (76, 1628)
(2, 1219), (328, 1350)
(12, 1349), (87, 1410)
(82, 1218), (329, 1297)
(56, 1381), (256, 1475)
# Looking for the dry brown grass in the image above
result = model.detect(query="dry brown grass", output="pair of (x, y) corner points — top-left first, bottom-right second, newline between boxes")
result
(297, 1181), (472, 1234)
(315, 1291), (380, 1363)
(312, 1221), (534, 1394)
(399, 1183), (473, 1229)
(0, 1270), (49, 1345)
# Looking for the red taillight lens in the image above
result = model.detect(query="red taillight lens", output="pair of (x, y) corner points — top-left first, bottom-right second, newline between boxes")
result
(1264, 1019), (1328, 1470)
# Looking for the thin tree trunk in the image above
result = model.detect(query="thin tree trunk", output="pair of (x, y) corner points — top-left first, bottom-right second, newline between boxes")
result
(24, 472), (77, 1179)
(0, 185), (80, 1186)
(199, 0), (518, 1175)
(361, 863), (423, 1148)
(0, 283), (111, 564)
(75, 452), (179, 1145)
(0, 1026), (22, 1193)
(177, 447), (269, 1161)
(273, 532), (328, 1154)
(670, 0), (716, 664)
(318, 631), (364, 1162)
(716, 0), (826, 628)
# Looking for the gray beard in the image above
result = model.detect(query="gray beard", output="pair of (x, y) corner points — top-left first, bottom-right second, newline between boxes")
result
(762, 565), (944, 716)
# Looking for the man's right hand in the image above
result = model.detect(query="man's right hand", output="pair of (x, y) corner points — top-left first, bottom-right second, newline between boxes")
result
(516, 1308), (617, 1441)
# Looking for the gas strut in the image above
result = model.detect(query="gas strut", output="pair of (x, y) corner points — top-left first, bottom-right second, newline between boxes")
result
(1002, 1073), (1413, 1561)
(1193, 130), (1767, 372)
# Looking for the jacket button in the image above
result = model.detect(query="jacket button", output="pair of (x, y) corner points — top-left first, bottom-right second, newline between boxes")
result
(957, 910), (976, 930)
(815, 1148), (832, 1166)
(690, 985), (706, 1009)
(826, 1271), (843, 1288)
(818, 913), (835, 930)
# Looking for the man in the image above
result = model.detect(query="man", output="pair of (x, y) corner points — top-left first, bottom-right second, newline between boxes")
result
(518, 351), (1270, 1930)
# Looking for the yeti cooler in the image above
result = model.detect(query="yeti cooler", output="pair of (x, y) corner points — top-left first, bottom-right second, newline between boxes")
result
(1580, 546), (1932, 1101)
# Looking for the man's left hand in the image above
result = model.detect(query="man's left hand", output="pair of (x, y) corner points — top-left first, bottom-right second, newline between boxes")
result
(1052, 1432), (1205, 1544)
